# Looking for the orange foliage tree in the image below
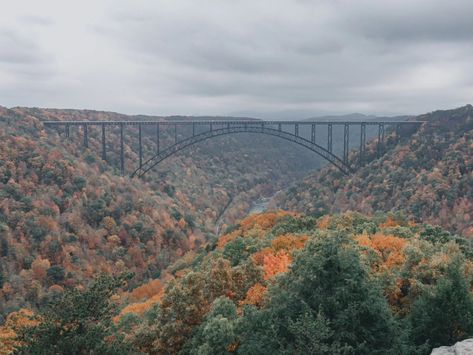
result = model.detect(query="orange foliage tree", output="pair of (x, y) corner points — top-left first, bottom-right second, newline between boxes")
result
(356, 233), (407, 271)
(253, 248), (292, 280)
(218, 211), (296, 249)
(129, 279), (164, 302)
(271, 234), (308, 252)
(239, 283), (267, 308)
(262, 250), (291, 280)
(355, 233), (409, 312)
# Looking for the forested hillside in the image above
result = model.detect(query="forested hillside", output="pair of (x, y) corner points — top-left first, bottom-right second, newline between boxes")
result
(275, 105), (473, 238)
(0, 106), (319, 318)
(4, 211), (473, 354)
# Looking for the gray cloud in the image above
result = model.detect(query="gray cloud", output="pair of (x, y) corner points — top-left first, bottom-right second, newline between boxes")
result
(343, 0), (473, 43)
(0, 30), (46, 64)
(1, 0), (473, 117)
(19, 15), (54, 27)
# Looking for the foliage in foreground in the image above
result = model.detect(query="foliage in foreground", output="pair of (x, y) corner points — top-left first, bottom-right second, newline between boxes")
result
(3, 211), (473, 354)
(12, 273), (135, 355)
(119, 212), (473, 354)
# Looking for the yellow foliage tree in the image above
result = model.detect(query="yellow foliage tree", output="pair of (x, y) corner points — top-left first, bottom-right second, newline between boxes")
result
(0, 309), (38, 354)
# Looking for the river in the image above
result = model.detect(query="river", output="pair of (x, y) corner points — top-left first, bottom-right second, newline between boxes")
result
(248, 196), (271, 214)
(215, 194), (278, 235)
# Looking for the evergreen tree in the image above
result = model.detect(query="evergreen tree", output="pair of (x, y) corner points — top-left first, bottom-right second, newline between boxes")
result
(181, 297), (238, 355)
(410, 260), (473, 350)
(237, 233), (402, 354)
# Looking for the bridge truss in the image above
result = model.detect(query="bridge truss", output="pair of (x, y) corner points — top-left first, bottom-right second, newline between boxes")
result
(43, 120), (424, 177)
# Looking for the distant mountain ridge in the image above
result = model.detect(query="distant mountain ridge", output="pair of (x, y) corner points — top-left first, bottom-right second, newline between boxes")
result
(2, 105), (411, 122)
(5, 106), (260, 122)
(304, 112), (410, 122)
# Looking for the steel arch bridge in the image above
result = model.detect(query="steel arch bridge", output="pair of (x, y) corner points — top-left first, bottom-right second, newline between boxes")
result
(43, 119), (424, 177)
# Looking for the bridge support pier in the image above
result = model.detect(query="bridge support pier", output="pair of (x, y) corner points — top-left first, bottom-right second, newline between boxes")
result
(83, 124), (88, 148)
(311, 124), (316, 143)
(327, 123), (333, 153)
(395, 124), (401, 144)
(138, 123), (143, 169)
(101, 124), (106, 161)
(65, 124), (70, 138)
(156, 123), (160, 154)
(120, 123), (125, 176)
(343, 124), (349, 164)
(377, 123), (385, 158)
(359, 123), (366, 167)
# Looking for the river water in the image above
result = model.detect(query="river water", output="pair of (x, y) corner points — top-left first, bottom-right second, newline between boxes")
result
(248, 197), (271, 214)
(215, 193), (280, 235)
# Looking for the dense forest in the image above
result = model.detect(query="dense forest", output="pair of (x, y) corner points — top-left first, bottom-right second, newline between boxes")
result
(0, 105), (472, 354)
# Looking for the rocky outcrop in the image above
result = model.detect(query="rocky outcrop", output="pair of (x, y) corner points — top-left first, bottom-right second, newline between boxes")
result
(431, 339), (473, 354)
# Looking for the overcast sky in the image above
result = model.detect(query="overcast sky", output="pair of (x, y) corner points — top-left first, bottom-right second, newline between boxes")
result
(1, 0), (472, 118)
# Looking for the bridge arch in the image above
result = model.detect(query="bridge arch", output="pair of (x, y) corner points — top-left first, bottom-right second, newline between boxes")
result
(131, 125), (352, 178)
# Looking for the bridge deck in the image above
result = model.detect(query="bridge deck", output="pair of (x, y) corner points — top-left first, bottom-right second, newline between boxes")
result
(43, 120), (426, 126)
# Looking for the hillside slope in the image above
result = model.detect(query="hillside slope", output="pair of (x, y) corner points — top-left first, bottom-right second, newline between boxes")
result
(275, 105), (473, 237)
(0, 106), (319, 317)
